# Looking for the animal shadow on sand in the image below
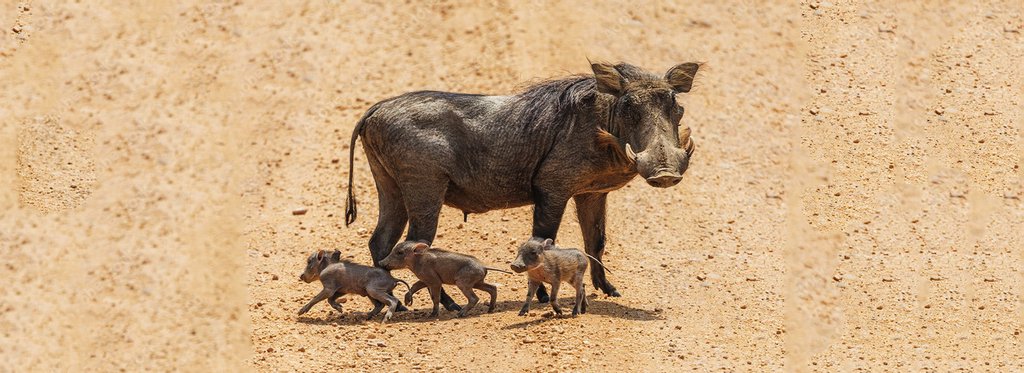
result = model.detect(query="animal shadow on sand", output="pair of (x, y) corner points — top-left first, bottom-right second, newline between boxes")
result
(296, 294), (662, 326)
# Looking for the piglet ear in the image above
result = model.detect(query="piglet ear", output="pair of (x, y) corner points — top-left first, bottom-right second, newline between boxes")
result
(542, 239), (554, 249)
(316, 249), (326, 260)
(413, 242), (429, 254)
(331, 250), (341, 262)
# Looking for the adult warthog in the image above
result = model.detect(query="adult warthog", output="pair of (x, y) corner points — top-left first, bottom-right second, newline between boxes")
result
(345, 61), (699, 308)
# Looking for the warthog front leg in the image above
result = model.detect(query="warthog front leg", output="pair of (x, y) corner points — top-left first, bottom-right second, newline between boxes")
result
(298, 288), (333, 316)
(575, 192), (619, 297)
(519, 280), (540, 316)
(530, 192), (571, 303)
(426, 283), (443, 317)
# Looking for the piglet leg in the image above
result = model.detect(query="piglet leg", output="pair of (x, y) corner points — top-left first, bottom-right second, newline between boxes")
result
(298, 288), (333, 316)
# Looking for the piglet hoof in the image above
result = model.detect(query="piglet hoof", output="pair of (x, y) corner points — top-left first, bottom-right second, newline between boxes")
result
(395, 303), (409, 312)
(382, 312), (393, 324)
(518, 309), (528, 316)
(429, 311), (439, 318)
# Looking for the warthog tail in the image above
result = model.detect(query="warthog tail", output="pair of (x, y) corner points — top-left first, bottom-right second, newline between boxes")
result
(346, 104), (381, 226)
(394, 279), (411, 292)
(583, 253), (613, 275)
(484, 267), (514, 275)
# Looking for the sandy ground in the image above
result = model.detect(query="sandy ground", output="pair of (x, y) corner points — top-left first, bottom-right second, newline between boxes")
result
(2, 1), (1022, 371)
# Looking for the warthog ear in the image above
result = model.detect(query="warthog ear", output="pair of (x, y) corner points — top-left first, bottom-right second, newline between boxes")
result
(665, 62), (700, 93)
(541, 238), (554, 250)
(413, 242), (429, 254)
(591, 62), (625, 96)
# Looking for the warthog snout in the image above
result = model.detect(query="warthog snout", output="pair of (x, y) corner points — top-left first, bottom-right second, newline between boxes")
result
(510, 262), (527, 273)
(632, 142), (690, 189)
(646, 171), (683, 188)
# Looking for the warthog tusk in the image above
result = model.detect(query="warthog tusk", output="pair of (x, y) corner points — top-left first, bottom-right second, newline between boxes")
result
(625, 143), (638, 162)
(680, 127), (694, 155)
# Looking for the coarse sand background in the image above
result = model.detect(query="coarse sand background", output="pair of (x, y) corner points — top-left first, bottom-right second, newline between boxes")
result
(1, 1), (1022, 371)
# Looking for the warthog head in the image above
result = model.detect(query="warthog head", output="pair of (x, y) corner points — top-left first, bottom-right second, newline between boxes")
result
(592, 62), (700, 187)
(510, 237), (553, 273)
(299, 249), (341, 283)
(378, 241), (429, 271)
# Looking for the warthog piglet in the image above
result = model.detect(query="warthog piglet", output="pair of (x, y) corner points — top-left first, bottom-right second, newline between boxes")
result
(379, 241), (510, 318)
(298, 249), (409, 323)
(511, 238), (589, 317)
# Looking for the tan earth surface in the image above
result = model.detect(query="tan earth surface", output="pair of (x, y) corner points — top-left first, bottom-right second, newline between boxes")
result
(2, 1), (1022, 371)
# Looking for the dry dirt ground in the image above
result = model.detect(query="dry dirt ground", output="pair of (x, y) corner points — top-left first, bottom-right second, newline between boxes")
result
(2, 1), (1023, 372)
